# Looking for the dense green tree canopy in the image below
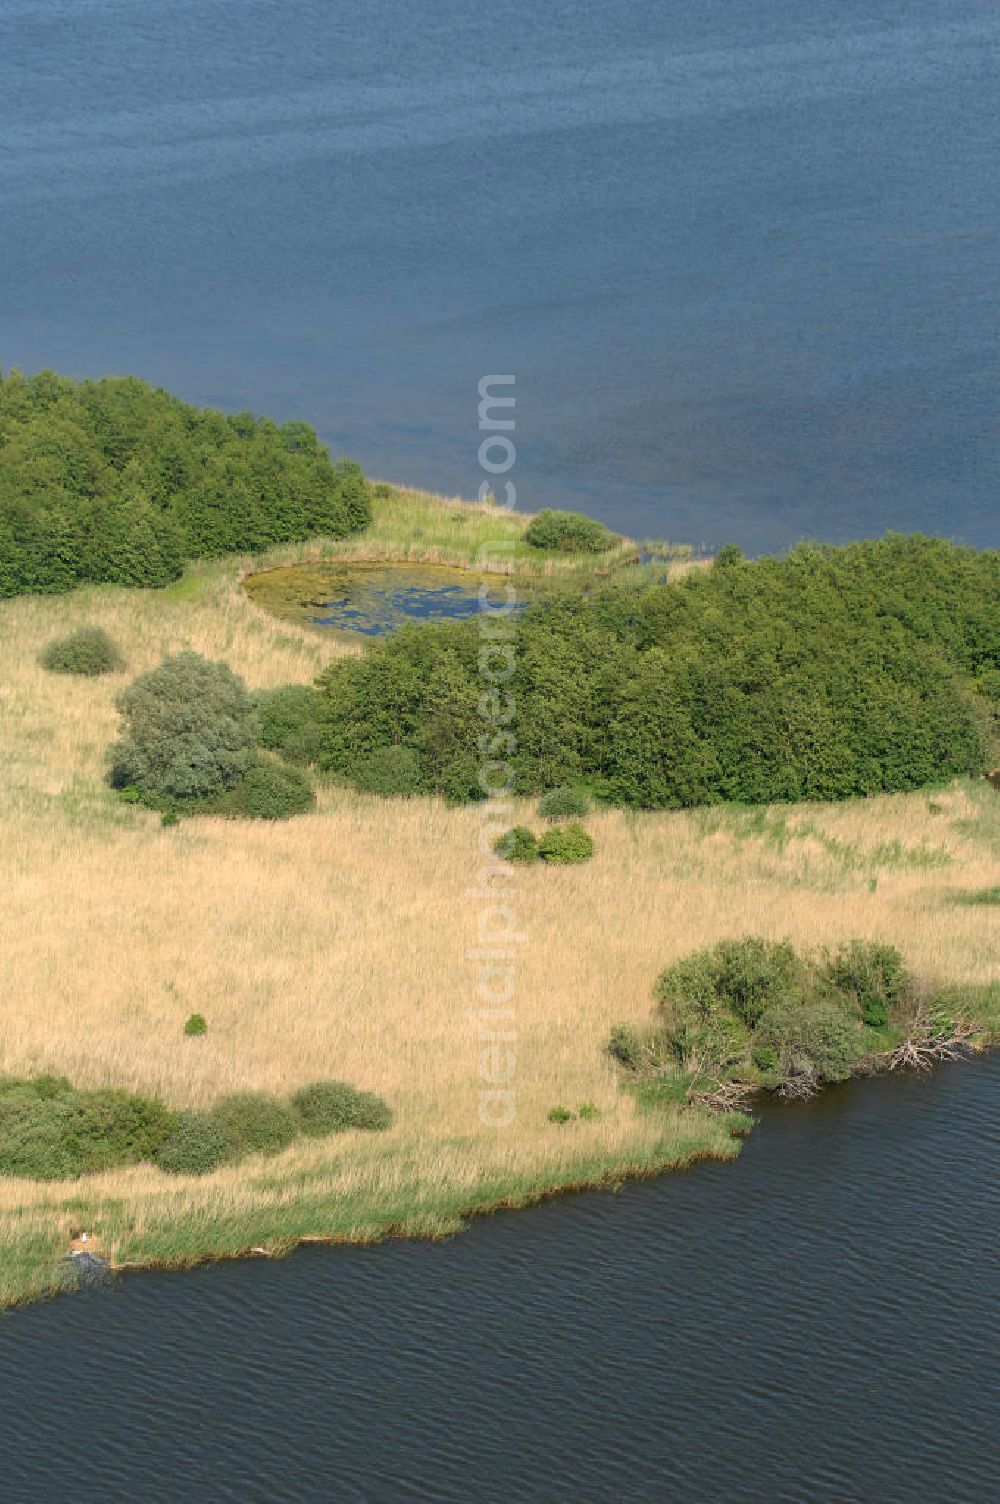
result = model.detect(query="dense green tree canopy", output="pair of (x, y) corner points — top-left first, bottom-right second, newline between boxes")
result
(316, 535), (999, 808)
(0, 368), (370, 596)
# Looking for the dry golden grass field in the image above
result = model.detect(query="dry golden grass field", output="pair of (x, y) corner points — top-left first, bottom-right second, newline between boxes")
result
(0, 512), (997, 1307)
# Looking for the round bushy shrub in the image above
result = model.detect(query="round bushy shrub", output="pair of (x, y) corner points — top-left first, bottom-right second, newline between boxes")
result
(156, 1111), (234, 1175)
(351, 745), (424, 797)
(494, 826), (539, 863)
(184, 1013), (208, 1036)
(547, 1105), (574, 1124)
(220, 760), (316, 820)
(290, 1080), (393, 1136)
(712, 938), (805, 1028)
(210, 1092), (298, 1156)
(538, 785), (591, 821)
(40, 625), (124, 676)
(257, 684), (325, 766)
(524, 509), (617, 553)
(537, 822), (594, 863)
(755, 1000), (866, 1084)
(108, 651), (259, 807)
(70, 1089), (179, 1171)
(655, 937), (804, 1029)
(824, 940), (909, 1028)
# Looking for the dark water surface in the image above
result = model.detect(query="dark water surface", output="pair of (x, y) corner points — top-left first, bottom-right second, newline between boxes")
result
(1, 1055), (997, 1502)
(2, 1), (998, 552)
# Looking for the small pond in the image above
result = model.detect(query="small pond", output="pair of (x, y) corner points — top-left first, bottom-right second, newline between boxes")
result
(244, 561), (529, 637)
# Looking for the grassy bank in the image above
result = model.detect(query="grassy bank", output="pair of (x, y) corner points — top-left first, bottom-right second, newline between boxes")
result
(0, 492), (996, 1311)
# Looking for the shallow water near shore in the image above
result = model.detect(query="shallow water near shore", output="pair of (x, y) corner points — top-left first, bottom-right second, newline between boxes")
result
(1, 1054), (997, 1502)
(245, 560), (527, 636)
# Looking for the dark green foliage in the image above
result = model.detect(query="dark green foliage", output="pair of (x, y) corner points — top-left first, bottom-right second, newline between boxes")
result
(537, 822), (594, 863)
(751, 1042), (779, 1072)
(315, 536), (997, 809)
(632, 936), (902, 1092)
(494, 826), (539, 863)
(755, 1000), (866, 1084)
(0, 368), (370, 599)
(710, 938), (805, 1027)
(351, 744), (425, 797)
(538, 784), (591, 820)
(525, 509), (617, 553)
(216, 760), (316, 820)
(608, 1023), (643, 1069)
(0, 1076), (178, 1180)
(40, 624), (124, 676)
(257, 684), (325, 766)
(714, 543), (745, 569)
(210, 1092), (299, 1157)
(289, 1080), (393, 1136)
(824, 940), (909, 1028)
(108, 651), (259, 807)
(184, 1013), (208, 1036)
(547, 1105), (574, 1123)
(156, 1111), (234, 1175)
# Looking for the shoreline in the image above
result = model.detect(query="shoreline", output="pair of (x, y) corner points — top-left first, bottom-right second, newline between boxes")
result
(0, 488), (996, 1318)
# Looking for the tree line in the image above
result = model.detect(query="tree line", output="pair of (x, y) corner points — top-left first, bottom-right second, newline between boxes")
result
(0, 368), (370, 596)
(312, 534), (999, 807)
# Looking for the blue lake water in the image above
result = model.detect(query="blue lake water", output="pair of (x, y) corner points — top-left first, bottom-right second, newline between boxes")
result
(1, 0), (998, 552)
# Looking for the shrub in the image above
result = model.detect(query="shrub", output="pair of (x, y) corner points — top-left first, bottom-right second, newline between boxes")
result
(755, 999), (866, 1084)
(608, 1023), (643, 1069)
(547, 1105), (574, 1124)
(538, 785), (591, 821)
(351, 744), (424, 797)
(108, 652), (259, 807)
(525, 509), (616, 553)
(494, 826), (539, 863)
(157, 1111), (234, 1175)
(71, 1089), (179, 1172)
(656, 938), (804, 1029)
(210, 1092), (299, 1157)
(0, 1077), (177, 1179)
(40, 625), (124, 676)
(578, 1102), (602, 1120)
(184, 1013), (207, 1036)
(751, 1042), (779, 1072)
(824, 940), (909, 1028)
(714, 543), (745, 569)
(537, 823), (594, 863)
(712, 938), (805, 1028)
(217, 760), (316, 820)
(289, 1080), (393, 1136)
(257, 684), (325, 766)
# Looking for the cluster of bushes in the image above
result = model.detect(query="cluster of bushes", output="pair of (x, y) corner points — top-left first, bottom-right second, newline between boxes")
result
(108, 651), (317, 819)
(0, 1075), (393, 1181)
(494, 822), (595, 865)
(40, 625), (125, 676)
(313, 535), (999, 807)
(609, 937), (919, 1096)
(0, 1076), (179, 1180)
(157, 1082), (393, 1176)
(524, 508), (618, 553)
(0, 368), (371, 598)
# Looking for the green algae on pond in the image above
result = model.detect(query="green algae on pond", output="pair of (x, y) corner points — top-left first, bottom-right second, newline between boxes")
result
(245, 561), (530, 638)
